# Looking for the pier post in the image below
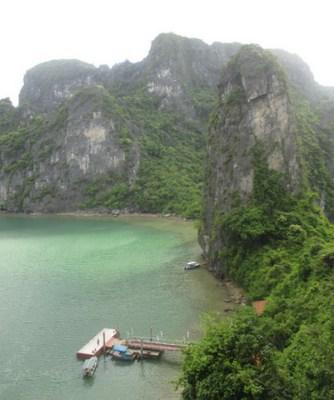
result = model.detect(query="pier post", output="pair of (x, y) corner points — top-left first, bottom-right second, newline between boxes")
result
(103, 331), (106, 356)
(150, 327), (153, 342)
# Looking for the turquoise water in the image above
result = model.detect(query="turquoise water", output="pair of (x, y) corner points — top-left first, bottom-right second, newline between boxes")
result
(0, 215), (230, 400)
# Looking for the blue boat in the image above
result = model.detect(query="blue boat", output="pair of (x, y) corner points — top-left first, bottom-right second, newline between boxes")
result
(111, 344), (136, 361)
(82, 356), (98, 377)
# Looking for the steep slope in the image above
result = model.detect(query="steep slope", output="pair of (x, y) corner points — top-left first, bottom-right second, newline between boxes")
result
(1, 34), (333, 217)
(205, 47), (298, 215)
(200, 45), (334, 275)
(0, 33), (241, 215)
(181, 45), (334, 400)
(19, 60), (98, 114)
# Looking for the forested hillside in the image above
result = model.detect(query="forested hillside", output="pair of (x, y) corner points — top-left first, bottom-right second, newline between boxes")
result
(181, 45), (334, 399)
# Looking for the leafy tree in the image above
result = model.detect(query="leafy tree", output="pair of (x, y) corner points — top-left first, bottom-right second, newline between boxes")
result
(180, 312), (289, 400)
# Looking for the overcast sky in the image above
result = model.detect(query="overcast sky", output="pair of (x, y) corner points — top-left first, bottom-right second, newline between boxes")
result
(2, 0), (333, 104)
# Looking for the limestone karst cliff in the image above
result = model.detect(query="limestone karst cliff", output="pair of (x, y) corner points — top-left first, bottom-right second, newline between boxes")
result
(0, 34), (333, 217)
(200, 44), (334, 276)
(0, 34), (241, 214)
(181, 44), (334, 400)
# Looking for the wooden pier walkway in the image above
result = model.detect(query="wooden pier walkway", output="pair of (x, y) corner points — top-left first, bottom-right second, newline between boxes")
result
(126, 338), (186, 352)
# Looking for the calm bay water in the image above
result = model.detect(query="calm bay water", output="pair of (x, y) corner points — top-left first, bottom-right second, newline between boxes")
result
(0, 215), (231, 400)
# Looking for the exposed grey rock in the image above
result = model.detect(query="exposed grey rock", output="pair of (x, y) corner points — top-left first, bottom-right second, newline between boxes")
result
(271, 49), (317, 99)
(1, 34), (333, 216)
(19, 60), (97, 114)
(0, 86), (136, 212)
(200, 45), (301, 274)
(1, 34), (243, 212)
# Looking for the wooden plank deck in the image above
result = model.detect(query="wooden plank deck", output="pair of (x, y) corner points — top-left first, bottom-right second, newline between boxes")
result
(132, 349), (162, 359)
(126, 339), (185, 352)
(76, 328), (119, 359)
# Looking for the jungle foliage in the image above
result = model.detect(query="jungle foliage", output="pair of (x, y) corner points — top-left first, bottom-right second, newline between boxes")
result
(78, 87), (208, 218)
(180, 145), (334, 399)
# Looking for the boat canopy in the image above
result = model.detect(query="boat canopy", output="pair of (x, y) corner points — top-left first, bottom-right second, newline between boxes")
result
(113, 344), (128, 353)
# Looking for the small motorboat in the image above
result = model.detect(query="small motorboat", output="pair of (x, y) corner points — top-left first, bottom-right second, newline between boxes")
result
(110, 344), (136, 361)
(184, 261), (200, 270)
(82, 356), (98, 377)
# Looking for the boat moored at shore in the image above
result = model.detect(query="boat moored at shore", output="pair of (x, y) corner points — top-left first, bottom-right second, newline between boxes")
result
(184, 261), (200, 270)
(110, 344), (136, 361)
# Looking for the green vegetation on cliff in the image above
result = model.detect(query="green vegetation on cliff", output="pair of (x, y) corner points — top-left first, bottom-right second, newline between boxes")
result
(68, 84), (208, 218)
(1, 34), (225, 215)
(0, 98), (17, 133)
(127, 91), (206, 218)
(294, 94), (334, 218)
(0, 82), (208, 216)
(181, 44), (334, 398)
(180, 144), (334, 399)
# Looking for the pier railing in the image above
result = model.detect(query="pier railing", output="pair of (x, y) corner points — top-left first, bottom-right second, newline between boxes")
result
(125, 336), (194, 352)
(127, 336), (192, 344)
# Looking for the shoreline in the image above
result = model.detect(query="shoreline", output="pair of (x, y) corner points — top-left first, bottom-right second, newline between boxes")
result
(0, 209), (244, 306)
(0, 209), (189, 221)
(56, 210), (187, 220)
(200, 262), (245, 307)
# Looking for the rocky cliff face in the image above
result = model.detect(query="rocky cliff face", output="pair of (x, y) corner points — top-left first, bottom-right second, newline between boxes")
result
(0, 87), (135, 212)
(19, 60), (98, 114)
(200, 45), (334, 275)
(209, 46), (299, 207)
(0, 34), (241, 214)
(1, 34), (333, 218)
(19, 34), (242, 118)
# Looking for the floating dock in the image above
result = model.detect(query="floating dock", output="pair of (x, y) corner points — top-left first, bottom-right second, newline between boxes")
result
(76, 329), (185, 360)
(77, 328), (119, 359)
